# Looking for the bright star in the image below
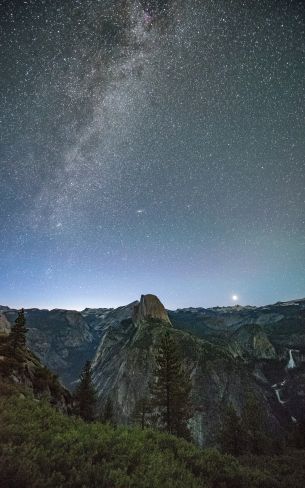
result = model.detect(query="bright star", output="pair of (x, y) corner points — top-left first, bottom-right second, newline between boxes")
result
(232, 295), (238, 301)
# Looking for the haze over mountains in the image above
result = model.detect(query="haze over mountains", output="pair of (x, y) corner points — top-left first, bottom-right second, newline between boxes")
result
(1, 294), (304, 447)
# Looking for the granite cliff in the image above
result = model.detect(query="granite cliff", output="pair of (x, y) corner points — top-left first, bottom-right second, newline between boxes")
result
(90, 295), (288, 446)
(0, 330), (71, 411)
(0, 306), (98, 388)
(132, 294), (172, 325)
(1, 296), (305, 446)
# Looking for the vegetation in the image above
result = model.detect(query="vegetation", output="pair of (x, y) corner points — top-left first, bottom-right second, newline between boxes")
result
(9, 308), (28, 357)
(102, 397), (115, 424)
(33, 365), (62, 398)
(1, 311), (305, 487)
(150, 331), (192, 439)
(241, 393), (272, 455)
(133, 397), (151, 429)
(219, 403), (245, 456)
(0, 394), (305, 488)
(74, 361), (97, 421)
(0, 327), (72, 413)
(220, 394), (278, 456)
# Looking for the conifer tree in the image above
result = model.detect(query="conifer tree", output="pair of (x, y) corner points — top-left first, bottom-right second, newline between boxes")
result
(10, 308), (28, 357)
(219, 403), (245, 456)
(75, 361), (97, 421)
(293, 419), (305, 449)
(241, 393), (270, 454)
(150, 331), (192, 439)
(133, 397), (151, 429)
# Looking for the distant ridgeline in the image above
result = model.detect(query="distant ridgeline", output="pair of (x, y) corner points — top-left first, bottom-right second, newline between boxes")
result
(1, 296), (305, 448)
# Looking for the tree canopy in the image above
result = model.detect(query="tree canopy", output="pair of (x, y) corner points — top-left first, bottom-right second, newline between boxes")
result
(150, 331), (192, 439)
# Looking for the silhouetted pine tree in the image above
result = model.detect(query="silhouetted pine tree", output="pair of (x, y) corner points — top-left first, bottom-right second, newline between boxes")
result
(241, 393), (271, 455)
(150, 331), (192, 439)
(10, 308), (28, 357)
(219, 403), (245, 456)
(133, 397), (151, 429)
(293, 419), (305, 449)
(75, 361), (96, 421)
(287, 417), (305, 450)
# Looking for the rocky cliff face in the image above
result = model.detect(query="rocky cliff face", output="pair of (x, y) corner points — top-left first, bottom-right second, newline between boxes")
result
(0, 301), (140, 389)
(0, 307), (100, 388)
(1, 296), (305, 444)
(0, 311), (11, 334)
(228, 323), (277, 360)
(132, 294), (172, 325)
(0, 334), (71, 412)
(169, 299), (305, 353)
(91, 299), (284, 446)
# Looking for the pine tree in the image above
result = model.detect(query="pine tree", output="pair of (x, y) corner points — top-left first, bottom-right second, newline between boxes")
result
(133, 397), (151, 429)
(292, 419), (305, 449)
(219, 403), (245, 456)
(74, 361), (97, 421)
(10, 308), (28, 357)
(241, 393), (271, 455)
(150, 331), (192, 439)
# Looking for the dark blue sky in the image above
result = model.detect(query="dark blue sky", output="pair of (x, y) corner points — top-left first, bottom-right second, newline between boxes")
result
(1, 0), (304, 310)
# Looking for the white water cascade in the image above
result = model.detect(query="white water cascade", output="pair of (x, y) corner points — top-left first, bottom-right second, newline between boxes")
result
(271, 350), (299, 406)
(272, 383), (287, 405)
(274, 388), (286, 405)
(287, 349), (296, 369)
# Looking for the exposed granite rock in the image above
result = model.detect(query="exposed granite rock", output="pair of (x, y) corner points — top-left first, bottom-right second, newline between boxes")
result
(0, 313), (11, 334)
(1, 296), (305, 435)
(0, 308), (99, 388)
(0, 302), (139, 389)
(91, 315), (283, 447)
(169, 298), (305, 353)
(82, 302), (138, 333)
(0, 335), (72, 412)
(228, 324), (276, 360)
(132, 294), (172, 325)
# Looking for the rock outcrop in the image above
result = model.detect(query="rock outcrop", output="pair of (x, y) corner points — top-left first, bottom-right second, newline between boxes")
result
(0, 302), (140, 389)
(91, 306), (282, 447)
(1, 295), (305, 441)
(228, 324), (276, 360)
(169, 299), (305, 352)
(0, 307), (100, 388)
(0, 312), (11, 334)
(0, 334), (72, 412)
(132, 294), (172, 325)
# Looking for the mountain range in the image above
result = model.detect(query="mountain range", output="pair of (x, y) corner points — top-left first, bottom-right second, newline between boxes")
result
(1, 295), (304, 447)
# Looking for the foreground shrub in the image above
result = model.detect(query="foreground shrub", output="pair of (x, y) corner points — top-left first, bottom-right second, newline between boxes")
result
(0, 395), (304, 488)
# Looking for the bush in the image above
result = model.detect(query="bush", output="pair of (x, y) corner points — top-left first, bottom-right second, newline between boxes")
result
(0, 394), (304, 488)
(31, 366), (61, 398)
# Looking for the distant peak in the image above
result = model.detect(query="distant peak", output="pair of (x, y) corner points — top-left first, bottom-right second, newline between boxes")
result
(132, 294), (172, 326)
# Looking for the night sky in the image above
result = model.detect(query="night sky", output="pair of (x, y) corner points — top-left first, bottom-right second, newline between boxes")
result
(1, 0), (304, 310)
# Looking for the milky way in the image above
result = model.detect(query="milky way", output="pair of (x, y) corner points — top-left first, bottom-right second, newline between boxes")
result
(1, 0), (305, 309)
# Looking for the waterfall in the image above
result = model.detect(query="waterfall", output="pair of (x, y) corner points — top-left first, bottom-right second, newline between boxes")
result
(272, 384), (287, 405)
(287, 349), (296, 369)
(274, 388), (286, 405)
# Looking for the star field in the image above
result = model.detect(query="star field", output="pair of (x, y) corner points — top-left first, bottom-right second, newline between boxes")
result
(0, 0), (305, 310)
